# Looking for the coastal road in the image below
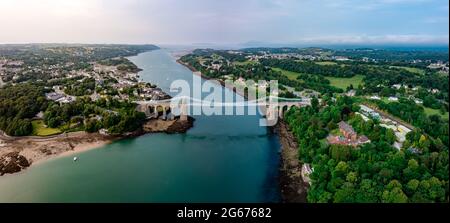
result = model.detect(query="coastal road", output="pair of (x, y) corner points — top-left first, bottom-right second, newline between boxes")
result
(0, 130), (88, 142)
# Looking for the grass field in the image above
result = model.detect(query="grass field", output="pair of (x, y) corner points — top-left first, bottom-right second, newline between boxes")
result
(32, 120), (62, 136)
(271, 67), (300, 80)
(316, 61), (337, 66)
(233, 60), (256, 66)
(423, 107), (449, 120)
(325, 75), (364, 90)
(391, 66), (425, 75)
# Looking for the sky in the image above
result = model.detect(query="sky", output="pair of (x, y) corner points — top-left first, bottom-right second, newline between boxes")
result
(0, 0), (448, 46)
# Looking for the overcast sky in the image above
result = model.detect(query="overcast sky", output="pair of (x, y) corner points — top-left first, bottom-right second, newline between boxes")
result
(0, 0), (448, 45)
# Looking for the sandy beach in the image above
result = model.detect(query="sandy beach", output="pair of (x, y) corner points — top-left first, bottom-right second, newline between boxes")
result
(0, 131), (117, 175)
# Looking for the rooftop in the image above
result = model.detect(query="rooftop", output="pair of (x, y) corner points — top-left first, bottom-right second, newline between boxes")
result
(338, 121), (356, 135)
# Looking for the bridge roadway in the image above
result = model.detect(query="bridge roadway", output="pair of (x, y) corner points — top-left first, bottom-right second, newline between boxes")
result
(134, 96), (310, 124)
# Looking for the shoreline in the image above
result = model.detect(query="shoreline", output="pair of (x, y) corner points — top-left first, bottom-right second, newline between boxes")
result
(31, 138), (113, 166)
(0, 117), (194, 176)
(273, 120), (309, 203)
(177, 57), (306, 202)
(0, 132), (118, 176)
(1, 50), (196, 177)
(176, 59), (249, 100)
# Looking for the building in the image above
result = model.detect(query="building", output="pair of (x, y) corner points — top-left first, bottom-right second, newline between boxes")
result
(339, 121), (357, 141)
(45, 92), (65, 101)
(56, 96), (76, 104)
(360, 104), (381, 120)
(327, 121), (371, 147)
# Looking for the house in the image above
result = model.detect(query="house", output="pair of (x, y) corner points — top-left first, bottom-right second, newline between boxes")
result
(45, 92), (65, 101)
(339, 121), (357, 141)
(369, 95), (381, 100)
(358, 135), (370, 144)
(327, 121), (371, 147)
(56, 96), (75, 104)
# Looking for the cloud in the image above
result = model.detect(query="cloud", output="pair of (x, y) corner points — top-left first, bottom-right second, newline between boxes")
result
(0, 0), (447, 45)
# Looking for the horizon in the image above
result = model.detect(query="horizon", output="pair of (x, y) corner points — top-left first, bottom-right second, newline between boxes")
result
(1, 42), (448, 52)
(0, 0), (448, 45)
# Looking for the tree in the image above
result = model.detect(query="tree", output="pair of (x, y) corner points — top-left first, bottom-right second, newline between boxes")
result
(405, 179), (420, 196)
(382, 182), (408, 203)
(334, 183), (356, 203)
(85, 119), (101, 133)
(356, 179), (379, 203)
(385, 128), (397, 144)
(311, 97), (319, 112)
(330, 145), (352, 161)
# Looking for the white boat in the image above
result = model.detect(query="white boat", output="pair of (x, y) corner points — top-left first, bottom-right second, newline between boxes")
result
(73, 157), (78, 161)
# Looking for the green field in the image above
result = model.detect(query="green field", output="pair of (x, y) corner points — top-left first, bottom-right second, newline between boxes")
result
(32, 120), (62, 136)
(271, 67), (300, 80)
(423, 107), (449, 120)
(233, 60), (256, 66)
(325, 75), (364, 90)
(316, 61), (337, 66)
(391, 66), (425, 75)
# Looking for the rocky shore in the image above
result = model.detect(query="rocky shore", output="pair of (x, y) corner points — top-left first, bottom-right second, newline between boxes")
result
(274, 120), (309, 203)
(142, 116), (195, 134)
(0, 152), (30, 176)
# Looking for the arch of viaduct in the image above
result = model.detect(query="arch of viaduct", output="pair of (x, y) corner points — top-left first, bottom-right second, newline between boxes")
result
(135, 98), (309, 123)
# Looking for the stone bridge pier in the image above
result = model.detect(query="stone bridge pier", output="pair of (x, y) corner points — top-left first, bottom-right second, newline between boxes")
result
(261, 101), (309, 126)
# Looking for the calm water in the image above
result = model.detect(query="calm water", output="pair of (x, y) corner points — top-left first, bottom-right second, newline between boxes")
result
(0, 49), (281, 203)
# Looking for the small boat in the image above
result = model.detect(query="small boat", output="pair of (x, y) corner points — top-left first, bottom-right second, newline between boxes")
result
(73, 157), (78, 162)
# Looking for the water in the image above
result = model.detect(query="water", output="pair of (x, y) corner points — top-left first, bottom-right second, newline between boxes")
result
(0, 49), (281, 203)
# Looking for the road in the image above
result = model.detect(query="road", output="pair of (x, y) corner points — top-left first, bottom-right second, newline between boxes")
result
(0, 130), (87, 142)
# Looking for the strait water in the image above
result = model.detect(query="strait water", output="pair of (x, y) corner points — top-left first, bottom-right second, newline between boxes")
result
(0, 49), (281, 202)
